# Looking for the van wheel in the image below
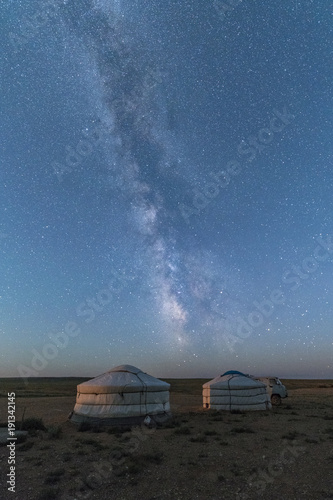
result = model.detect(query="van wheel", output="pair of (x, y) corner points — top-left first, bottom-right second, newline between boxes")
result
(271, 394), (281, 406)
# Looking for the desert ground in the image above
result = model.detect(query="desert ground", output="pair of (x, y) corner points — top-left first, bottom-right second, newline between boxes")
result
(0, 378), (333, 500)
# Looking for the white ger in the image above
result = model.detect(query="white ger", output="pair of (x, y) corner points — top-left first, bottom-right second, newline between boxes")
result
(69, 364), (171, 426)
(203, 370), (272, 411)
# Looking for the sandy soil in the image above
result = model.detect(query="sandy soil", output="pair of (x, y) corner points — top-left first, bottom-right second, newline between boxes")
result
(1, 385), (333, 500)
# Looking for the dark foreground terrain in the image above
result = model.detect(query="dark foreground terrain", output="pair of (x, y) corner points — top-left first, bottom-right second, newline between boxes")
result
(0, 378), (333, 500)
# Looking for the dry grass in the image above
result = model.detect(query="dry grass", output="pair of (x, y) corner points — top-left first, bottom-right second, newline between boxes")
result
(0, 379), (332, 499)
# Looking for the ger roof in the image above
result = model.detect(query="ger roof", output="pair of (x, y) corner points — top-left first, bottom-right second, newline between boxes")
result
(203, 370), (267, 390)
(77, 365), (170, 394)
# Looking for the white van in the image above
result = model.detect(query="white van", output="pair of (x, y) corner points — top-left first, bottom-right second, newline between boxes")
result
(253, 377), (288, 405)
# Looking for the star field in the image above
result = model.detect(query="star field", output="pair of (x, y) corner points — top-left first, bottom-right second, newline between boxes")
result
(1, 0), (332, 379)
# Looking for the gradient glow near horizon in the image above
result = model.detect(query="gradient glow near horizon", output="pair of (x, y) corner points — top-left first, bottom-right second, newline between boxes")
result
(1, 1), (332, 380)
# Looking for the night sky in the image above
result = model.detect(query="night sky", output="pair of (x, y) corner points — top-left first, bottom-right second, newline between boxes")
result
(1, 0), (332, 379)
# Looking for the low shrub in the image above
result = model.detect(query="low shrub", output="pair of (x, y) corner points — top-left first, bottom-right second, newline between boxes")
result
(15, 433), (27, 444)
(18, 441), (34, 451)
(44, 468), (65, 485)
(142, 452), (164, 464)
(80, 438), (106, 450)
(305, 438), (319, 444)
(174, 426), (191, 435)
(190, 435), (208, 443)
(282, 431), (305, 440)
(116, 459), (142, 476)
(21, 417), (46, 432)
(230, 426), (255, 434)
(62, 452), (72, 462)
(107, 426), (131, 435)
(47, 426), (62, 440)
(37, 488), (59, 500)
(164, 417), (182, 428)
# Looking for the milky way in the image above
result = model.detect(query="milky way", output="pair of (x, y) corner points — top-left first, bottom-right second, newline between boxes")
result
(1, 0), (332, 377)
(56, 0), (246, 349)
